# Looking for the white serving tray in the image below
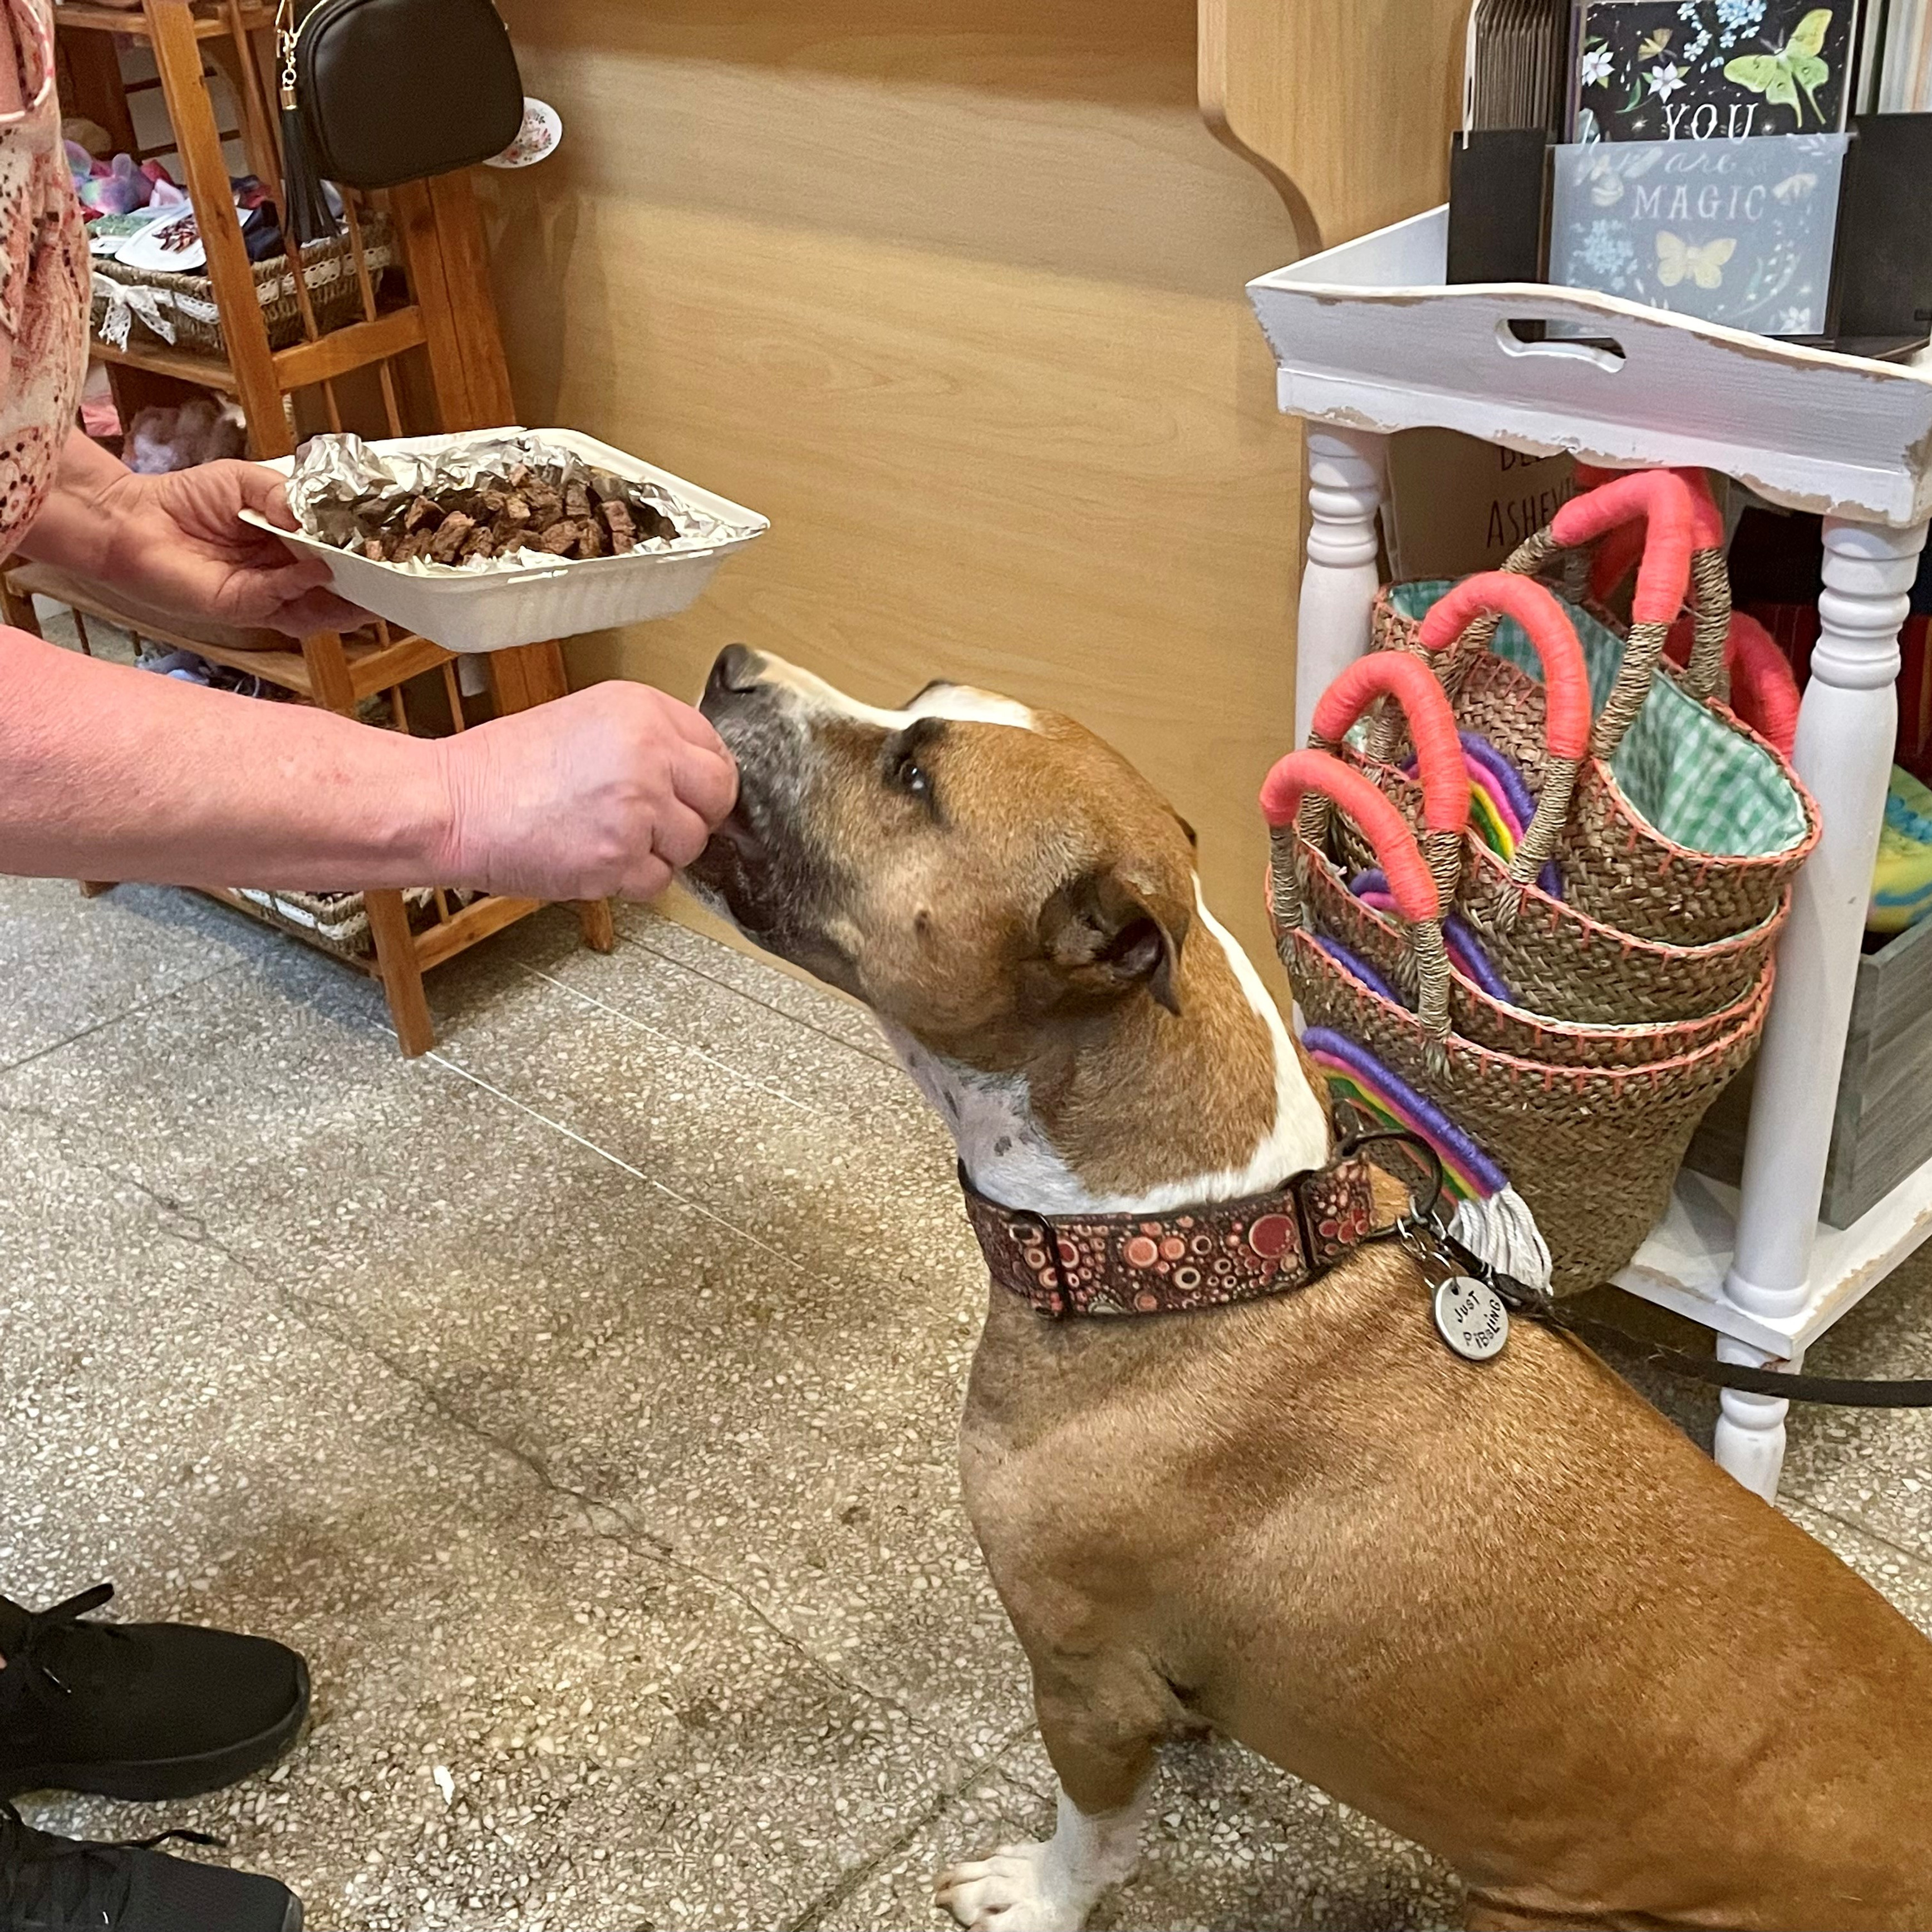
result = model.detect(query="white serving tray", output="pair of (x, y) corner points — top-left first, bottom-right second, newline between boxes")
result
(243, 428), (768, 653)
(1246, 205), (1932, 527)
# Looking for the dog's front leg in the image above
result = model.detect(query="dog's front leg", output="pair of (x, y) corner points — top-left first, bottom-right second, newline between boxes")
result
(934, 1654), (1158, 1932)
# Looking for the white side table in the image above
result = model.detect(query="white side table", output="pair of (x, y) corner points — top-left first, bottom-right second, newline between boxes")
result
(1248, 209), (1932, 1501)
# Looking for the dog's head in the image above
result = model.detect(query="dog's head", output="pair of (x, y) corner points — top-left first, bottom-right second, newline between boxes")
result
(686, 645), (1198, 1067)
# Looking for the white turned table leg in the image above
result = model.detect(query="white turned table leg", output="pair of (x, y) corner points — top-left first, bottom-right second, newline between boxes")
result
(1296, 427), (1388, 747)
(1712, 1335), (1802, 1501)
(1716, 516), (1926, 1495)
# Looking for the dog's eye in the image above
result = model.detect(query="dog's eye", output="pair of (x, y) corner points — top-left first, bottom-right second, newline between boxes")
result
(883, 718), (945, 814)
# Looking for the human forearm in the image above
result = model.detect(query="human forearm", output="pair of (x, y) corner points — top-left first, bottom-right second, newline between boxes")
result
(0, 626), (738, 899)
(0, 626), (453, 888)
(14, 429), (129, 579)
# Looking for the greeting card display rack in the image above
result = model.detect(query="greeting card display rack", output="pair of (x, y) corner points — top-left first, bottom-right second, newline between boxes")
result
(9, 0), (612, 1056)
(1249, 204), (1932, 1505)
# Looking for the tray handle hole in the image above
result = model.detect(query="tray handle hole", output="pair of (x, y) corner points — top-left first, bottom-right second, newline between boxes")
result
(1497, 319), (1626, 372)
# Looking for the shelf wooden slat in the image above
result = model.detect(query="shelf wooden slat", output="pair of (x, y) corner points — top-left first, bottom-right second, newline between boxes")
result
(273, 304), (427, 391)
(3, 559), (455, 703)
(54, 2), (276, 41)
(90, 333), (237, 394)
(346, 630), (456, 699)
(197, 886), (549, 986)
(91, 304), (428, 400)
(414, 895), (544, 971)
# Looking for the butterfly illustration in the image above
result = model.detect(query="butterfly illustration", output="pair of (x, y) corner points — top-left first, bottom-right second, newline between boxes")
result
(1724, 8), (1833, 126)
(1638, 26), (1673, 58)
(1771, 170), (1818, 201)
(1655, 232), (1736, 290)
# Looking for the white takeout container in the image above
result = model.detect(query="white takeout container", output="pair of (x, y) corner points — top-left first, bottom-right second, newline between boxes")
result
(242, 428), (768, 654)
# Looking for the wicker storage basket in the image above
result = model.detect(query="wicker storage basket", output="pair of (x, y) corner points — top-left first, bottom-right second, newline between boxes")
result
(1264, 750), (1769, 1296)
(232, 882), (475, 961)
(90, 215), (397, 360)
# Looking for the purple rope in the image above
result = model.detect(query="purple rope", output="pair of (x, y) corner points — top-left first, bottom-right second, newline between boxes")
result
(1348, 871), (1518, 1006)
(1445, 915), (1514, 1002)
(1310, 934), (1403, 1007)
(1459, 731), (1536, 828)
(1397, 733), (1565, 901)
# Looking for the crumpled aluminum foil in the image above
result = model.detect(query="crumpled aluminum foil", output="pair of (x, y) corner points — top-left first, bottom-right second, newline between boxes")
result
(286, 430), (759, 575)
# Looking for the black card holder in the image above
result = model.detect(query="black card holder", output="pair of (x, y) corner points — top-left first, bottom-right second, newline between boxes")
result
(1447, 130), (1548, 284)
(1833, 113), (1932, 355)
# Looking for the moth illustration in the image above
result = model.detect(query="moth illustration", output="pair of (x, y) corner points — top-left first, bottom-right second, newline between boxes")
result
(1638, 25), (1674, 58)
(1724, 8), (1833, 126)
(1655, 231), (1737, 289)
(1771, 170), (1818, 201)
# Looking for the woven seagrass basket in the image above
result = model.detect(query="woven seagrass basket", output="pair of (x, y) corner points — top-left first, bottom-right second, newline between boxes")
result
(1293, 649), (1773, 1067)
(1366, 472), (1817, 948)
(1315, 612), (1789, 1025)
(1264, 750), (1769, 1296)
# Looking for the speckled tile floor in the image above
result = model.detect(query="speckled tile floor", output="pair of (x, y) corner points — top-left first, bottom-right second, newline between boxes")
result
(8, 683), (1932, 1930)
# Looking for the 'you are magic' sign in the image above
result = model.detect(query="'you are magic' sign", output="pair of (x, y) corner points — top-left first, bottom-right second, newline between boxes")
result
(1550, 132), (1850, 334)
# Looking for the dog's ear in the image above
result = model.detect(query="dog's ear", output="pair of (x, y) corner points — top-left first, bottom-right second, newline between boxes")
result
(1036, 865), (1189, 1015)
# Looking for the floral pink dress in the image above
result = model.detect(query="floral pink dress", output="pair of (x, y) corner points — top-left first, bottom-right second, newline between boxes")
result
(0, 0), (85, 547)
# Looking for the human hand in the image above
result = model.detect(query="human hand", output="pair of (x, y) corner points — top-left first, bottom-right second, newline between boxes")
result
(435, 680), (738, 901)
(92, 461), (368, 638)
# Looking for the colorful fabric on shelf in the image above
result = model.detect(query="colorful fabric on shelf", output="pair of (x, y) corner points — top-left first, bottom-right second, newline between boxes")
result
(1871, 765), (1932, 935)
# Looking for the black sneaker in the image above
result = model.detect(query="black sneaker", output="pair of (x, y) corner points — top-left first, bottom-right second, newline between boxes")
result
(0, 1586), (308, 1802)
(0, 1801), (301, 1931)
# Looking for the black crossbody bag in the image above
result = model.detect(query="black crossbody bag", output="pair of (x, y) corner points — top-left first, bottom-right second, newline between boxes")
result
(275, 0), (524, 225)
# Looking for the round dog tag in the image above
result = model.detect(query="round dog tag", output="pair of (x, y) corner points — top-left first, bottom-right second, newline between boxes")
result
(1433, 1276), (1510, 1362)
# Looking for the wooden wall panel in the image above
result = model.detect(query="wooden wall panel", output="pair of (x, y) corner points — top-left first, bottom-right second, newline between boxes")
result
(1201, 0), (1469, 250)
(480, 0), (1305, 977)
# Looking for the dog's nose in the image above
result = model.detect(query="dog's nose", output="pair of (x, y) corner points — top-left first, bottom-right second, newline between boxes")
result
(704, 644), (765, 710)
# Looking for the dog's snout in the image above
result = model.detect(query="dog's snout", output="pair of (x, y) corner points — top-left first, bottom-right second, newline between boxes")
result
(704, 644), (766, 713)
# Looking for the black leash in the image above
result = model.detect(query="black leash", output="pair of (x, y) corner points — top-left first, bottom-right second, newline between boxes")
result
(1436, 1227), (1932, 1408)
(1354, 1128), (1932, 1409)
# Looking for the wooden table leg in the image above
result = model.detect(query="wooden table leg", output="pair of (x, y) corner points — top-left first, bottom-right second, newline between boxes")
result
(576, 899), (616, 951)
(1715, 513), (1929, 1499)
(365, 889), (435, 1056)
(1296, 426), (1388, 747)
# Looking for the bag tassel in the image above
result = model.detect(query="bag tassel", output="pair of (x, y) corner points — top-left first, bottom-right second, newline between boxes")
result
(1449, 1186), (1553, 1296)
(277, 2), (339, 246)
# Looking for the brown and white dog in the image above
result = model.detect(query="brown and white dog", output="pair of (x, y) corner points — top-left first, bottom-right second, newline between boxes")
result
(686, 643), (1932, 1932)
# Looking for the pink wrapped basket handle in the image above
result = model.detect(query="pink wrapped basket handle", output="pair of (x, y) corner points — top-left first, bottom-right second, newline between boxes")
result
(1307, 653), (1471, 838)
(1550, 468), (1699, 625)
(1260, 750), (1440, 926)
(1576, 465), (1722, 604)
(1414, 572), (1595, 761)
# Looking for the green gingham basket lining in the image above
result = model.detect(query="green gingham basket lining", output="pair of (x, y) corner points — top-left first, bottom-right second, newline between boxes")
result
(1388, 580), (1808, 860)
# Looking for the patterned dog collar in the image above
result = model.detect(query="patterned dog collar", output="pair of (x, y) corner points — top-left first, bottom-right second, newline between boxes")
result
(958, 1150), (1383, 1319)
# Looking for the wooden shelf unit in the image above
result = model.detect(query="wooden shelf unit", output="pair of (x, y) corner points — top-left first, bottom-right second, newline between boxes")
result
(34, 0), (611, 1054)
